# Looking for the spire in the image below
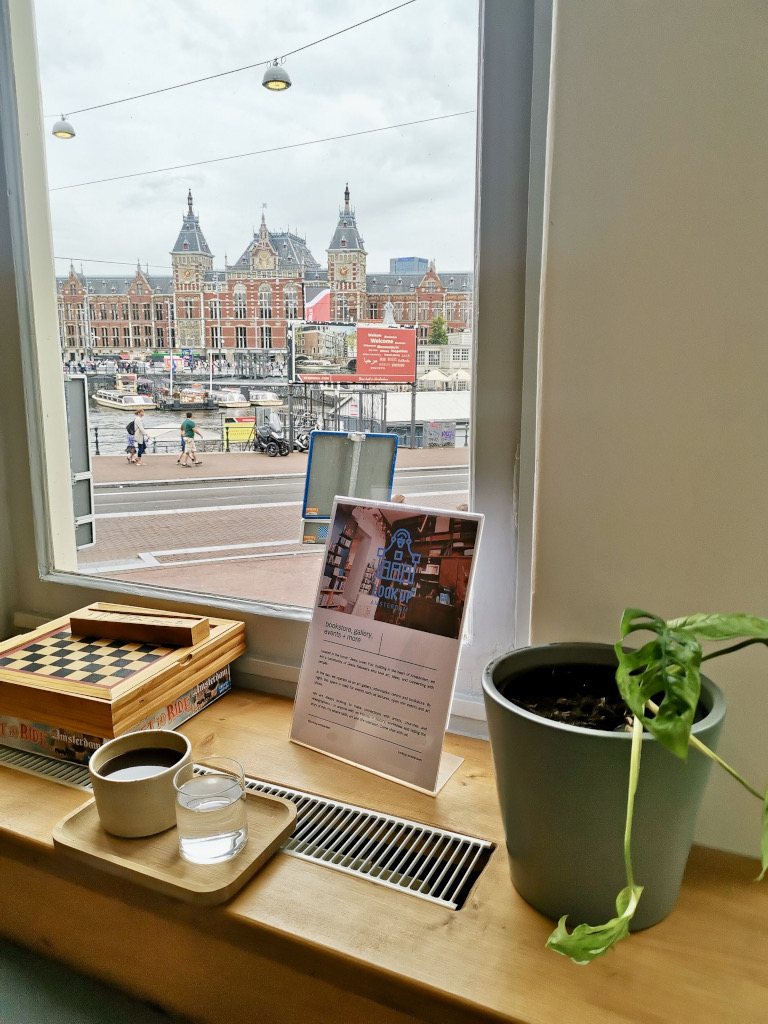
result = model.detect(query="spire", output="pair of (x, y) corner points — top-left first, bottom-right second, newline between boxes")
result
(259, 207), (269, 241)
(170, 191), (213, 257)
(327, 184), (366, 254)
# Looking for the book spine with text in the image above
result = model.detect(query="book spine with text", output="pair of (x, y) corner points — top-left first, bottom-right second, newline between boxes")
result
(0, 666), (231, 766)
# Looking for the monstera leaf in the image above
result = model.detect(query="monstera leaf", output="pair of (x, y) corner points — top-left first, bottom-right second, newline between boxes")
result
(614, 609), (703, 759)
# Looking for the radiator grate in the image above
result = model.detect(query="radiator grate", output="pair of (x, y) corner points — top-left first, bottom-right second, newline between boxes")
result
(0, 745), (494, 910)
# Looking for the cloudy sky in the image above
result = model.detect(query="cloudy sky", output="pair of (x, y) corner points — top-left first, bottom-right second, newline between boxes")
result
(35, 0), (479, 281)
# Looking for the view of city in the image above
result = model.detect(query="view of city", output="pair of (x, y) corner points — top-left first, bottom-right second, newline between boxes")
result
(37, 0), (479, 608)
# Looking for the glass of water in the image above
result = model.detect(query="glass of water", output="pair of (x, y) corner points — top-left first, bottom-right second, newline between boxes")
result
(173, 756), (248, 865)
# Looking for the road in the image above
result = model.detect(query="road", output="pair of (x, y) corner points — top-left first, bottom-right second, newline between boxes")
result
(94, 466), (469, 515)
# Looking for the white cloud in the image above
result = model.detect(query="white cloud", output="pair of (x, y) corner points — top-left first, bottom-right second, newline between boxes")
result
(37, 0), (478, 276)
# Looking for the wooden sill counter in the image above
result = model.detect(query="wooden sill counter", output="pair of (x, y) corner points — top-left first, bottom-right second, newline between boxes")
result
(1, 690), (767, 1024)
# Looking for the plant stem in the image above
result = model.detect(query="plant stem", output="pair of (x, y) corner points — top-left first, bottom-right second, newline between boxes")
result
(624, 715), (644, 889)
(646, 699), (763, 801)
(701, 638), (768, 662)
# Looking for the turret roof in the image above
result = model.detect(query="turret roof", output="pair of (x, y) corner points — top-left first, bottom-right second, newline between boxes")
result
(327, 183), (366, 254)
(170, 190), (213, 257)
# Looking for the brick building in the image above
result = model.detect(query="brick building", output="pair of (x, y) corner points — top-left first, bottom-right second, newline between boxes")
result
(57, 186), (473, 369)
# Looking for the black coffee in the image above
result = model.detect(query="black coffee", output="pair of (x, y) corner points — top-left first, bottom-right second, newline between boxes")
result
(97, 747), (182, 782)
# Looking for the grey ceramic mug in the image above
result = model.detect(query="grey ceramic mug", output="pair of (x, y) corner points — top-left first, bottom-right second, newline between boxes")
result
(89, 729), (192, 838)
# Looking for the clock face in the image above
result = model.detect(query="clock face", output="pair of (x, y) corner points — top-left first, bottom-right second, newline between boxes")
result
(338, 266), (349, 277)
(182, 268), (193, 281)
(257, 251), (270, 267)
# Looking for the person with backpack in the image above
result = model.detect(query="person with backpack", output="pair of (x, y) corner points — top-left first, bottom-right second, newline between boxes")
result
(132, 408), (150, 466)
(125, 418), (138, 464)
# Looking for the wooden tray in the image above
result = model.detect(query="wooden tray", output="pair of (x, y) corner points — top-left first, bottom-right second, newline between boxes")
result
(52, 789), (297, 906)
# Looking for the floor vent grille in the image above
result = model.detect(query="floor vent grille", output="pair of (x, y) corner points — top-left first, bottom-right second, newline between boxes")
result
(0, 746), (494, 910)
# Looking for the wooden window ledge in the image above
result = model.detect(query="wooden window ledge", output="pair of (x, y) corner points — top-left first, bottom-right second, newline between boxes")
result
(1, 690), (767, 1024)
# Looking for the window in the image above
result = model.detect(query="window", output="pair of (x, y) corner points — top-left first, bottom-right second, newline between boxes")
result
(209, 299), (221, 319)
(446, 302), (455, 320)
(368, 302), (378, 318)
(65, 303), (72, 318)
(234, 285), (247, 319)
(394, 302), (403, 320)
(131, 303), (139, 320)
(432, 303), (443, 317)
(459, 302), (469, 321)
(110, 303), (118, 320)
(156, 326), (164, 346)
(66, 324), (74, 339)
(137, 283), (143, 295)
(100, 327), (108, 345)
(407, 301), (416, 321)
(284, 287), (298, 319)
(428, 350), (441, 366)
(183, 299), (194, 319)
(258, 285), (272, 319)
(123, 327), (130, 345)
(155, 303), (164, 320)
(144, 325), (152, 344)
(259, 325), (272, 348)
(99, 303), (107, 319)
(69, 283), (76, 295)
(132, 325), (142, 342)
(337, 297), (349, 320)
(235, 326), (247, 348)
(210, 325), (221, 347)
(168, 305), (175, 321)
(17, 0), (523, 721)
(122, 303), (129, 320)
(143, 303), (151, 320)
(416, 350), (426, 366)
(170, 327), (176, 347)
(427, 280), (436, 292)
(419, 303), (429, 320)
(112, 327), (119, 346)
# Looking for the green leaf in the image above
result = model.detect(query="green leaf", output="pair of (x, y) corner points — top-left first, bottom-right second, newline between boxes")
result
(757, 783), (768, 882)
(668, 613), (768, 642)
(545, 884), (643, 964)
(614, 609), (702, 759)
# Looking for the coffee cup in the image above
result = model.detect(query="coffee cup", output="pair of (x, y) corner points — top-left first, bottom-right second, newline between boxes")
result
(88, 729), (192, 838)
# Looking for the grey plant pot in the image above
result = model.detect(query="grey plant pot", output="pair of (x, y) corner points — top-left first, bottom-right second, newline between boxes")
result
(482, 642), (726, 931)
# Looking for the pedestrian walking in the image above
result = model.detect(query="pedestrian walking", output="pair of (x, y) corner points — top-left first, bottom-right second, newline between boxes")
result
(179, 415), (204, 467)
(133, 408), (151, 466)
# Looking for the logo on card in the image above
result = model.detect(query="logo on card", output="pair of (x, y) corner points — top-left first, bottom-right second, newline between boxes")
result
(374, 529), (421, 608)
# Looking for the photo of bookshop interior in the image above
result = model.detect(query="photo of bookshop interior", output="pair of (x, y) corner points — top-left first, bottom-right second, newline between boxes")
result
(319, 503), (478, 640)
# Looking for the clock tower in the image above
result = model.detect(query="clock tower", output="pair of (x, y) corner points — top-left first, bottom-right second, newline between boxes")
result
(170, 190), (214, 347)
(327, 184), (367, 322)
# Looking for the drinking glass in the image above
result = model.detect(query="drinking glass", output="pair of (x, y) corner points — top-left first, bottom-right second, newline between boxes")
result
(173, 756), (248, 864)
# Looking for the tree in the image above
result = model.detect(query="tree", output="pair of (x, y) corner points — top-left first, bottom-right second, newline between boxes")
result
(429, 313), (449, 345)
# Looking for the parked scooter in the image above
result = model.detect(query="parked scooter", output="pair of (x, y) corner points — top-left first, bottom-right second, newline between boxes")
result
(251, 411), (290, 457)
(293, 428), (311, 452)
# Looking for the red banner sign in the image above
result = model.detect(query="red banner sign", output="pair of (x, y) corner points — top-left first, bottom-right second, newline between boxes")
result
(356, 326), (416, 382)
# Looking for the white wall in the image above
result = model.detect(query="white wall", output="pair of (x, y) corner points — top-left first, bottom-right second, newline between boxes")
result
(530, 0), (768, 854)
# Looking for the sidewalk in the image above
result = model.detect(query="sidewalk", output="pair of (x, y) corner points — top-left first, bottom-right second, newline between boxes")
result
(83, 447), (469, 608)
(92, 445), (468, 485)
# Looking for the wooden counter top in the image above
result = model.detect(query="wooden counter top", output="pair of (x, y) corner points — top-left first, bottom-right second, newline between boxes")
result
(1, 690), (767, 1024)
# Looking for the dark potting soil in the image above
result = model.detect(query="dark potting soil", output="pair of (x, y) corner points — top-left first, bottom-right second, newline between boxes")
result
(498, 662), (635, 732)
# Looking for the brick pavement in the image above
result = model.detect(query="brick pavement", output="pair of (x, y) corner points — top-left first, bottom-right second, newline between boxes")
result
(82, 447), (469, 608)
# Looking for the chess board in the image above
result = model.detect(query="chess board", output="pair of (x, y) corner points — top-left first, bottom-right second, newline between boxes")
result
(0, 605), (247, 737)
(0, 627), (175, 691)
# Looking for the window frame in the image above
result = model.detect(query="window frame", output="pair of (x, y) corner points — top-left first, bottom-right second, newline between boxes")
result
(2, 0), (548, 722)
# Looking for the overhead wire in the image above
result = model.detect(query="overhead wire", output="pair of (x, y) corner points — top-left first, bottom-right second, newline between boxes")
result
(49, 110), (476, 191)
(45, 0), (417, 118)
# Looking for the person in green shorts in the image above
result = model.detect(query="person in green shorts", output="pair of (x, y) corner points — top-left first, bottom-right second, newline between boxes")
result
(180, 416), (204, 467)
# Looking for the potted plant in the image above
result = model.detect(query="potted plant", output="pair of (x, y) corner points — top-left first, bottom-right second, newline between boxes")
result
(482, 609), (768, 964)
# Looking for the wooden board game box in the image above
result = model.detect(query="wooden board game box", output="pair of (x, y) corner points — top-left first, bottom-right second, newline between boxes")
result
(0, 605), (246, 739)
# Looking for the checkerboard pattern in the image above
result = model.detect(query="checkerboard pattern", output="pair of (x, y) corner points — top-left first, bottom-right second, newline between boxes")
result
(0, 628), (174, 689)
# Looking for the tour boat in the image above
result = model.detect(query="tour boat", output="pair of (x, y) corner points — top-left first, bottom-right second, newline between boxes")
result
(92, 389), (156, 410)
(209, 389), (251, 409)
(248, 390), (283, 407)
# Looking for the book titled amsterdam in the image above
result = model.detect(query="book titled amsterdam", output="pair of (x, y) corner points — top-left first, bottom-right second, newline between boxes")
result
(0, 666), (232, 765)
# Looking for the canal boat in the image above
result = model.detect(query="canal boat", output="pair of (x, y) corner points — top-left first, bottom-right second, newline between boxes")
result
(92, 389), (156, 410)
(209, 388), (251, 409)
(248, 390), (283, 407)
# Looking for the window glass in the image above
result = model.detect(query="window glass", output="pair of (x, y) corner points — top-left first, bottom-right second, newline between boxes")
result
(35, 0), (479, 613)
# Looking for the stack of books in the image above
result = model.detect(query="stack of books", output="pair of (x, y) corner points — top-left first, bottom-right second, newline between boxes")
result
(0, 603), (246, 765)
